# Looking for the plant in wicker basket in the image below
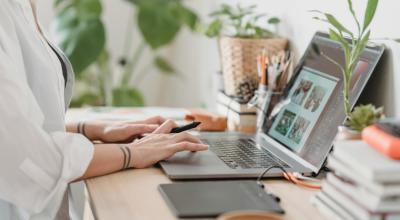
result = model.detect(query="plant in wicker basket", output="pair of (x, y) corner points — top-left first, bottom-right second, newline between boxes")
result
(204, 4), (288, 97)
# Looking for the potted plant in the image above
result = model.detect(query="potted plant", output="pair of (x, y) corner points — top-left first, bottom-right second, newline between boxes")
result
(312, 0), (384, 139)
(204, 4), (288, 97)
(51, 0), (199, 107)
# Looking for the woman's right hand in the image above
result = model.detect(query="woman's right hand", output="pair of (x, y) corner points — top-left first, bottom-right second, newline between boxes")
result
(128, 120), (209, 168)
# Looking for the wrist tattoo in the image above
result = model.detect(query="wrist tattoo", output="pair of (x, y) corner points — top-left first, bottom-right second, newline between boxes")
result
(77, 122), (87, 137)
(119, 145), (132, 170)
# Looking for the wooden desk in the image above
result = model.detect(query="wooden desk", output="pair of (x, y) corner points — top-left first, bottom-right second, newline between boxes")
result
(85, 168), (328, 220)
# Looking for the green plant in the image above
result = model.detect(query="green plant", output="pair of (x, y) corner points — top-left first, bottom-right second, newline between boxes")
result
(52, 0), (198, 106)
(205, 4), (280, 38)
(312, 0), (379, 117)
(345, 104), (383, 132)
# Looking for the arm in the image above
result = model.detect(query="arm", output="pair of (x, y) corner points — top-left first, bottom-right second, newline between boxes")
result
(66, 116), (166, 143)
(76, 120), (208, 181)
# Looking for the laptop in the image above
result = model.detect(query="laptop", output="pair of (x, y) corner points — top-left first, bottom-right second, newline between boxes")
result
(160, 32), (385, 179)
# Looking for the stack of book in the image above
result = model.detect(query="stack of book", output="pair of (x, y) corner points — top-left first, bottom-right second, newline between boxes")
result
(312, 140), (400, 220)
(216, 92), (257, 133)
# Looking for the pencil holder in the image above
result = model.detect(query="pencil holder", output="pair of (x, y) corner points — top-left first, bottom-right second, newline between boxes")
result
(257, 91), (283, 131)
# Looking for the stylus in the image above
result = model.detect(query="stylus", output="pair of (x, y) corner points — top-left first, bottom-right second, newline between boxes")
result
(171, 121), (201, 133)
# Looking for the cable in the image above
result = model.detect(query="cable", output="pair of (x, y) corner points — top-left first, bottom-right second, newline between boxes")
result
(257, 165), (322, 190)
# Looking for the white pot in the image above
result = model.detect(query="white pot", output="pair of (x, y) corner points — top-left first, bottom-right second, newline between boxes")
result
(335, 125), (362, 141)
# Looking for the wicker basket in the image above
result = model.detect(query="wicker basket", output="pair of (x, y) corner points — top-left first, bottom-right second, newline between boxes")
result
(219, 36), (289, 96)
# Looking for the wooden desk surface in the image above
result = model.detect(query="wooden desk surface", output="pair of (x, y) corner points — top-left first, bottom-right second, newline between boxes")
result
(86, 168), (328, 220)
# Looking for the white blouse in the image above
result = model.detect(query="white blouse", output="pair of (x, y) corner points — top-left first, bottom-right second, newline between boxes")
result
(0, 0), (94, 219)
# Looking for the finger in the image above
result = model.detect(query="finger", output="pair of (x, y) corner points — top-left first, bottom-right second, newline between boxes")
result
(124, 116), (166, 125)
(125, 124), (158, 135)
(145, 116), (167, 125)
(169, 142), (209, 153)
(152, 119), (177, 134)
(171, 132), (202, 144)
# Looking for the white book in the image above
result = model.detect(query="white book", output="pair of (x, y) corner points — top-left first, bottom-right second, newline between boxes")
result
(326, 173), (400, 212)
(322, 182), (400, 220)
(333, 140), (400, 183)
(311, 192), (357, 220)
(328, 156), (400, 197)
(217, 92), (257, 113)
(216, 103), (257, 126)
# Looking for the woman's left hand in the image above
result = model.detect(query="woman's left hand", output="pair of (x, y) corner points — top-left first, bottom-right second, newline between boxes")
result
(83, 116), (167, 143)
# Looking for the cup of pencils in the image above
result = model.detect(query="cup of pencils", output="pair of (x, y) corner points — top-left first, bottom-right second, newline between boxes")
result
(254, 49), (294, 130)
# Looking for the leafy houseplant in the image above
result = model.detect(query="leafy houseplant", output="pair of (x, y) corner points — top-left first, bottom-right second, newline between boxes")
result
(52, 0), (198, 107)
(312, 0), (379, 117)
(204, 4), (288, 97)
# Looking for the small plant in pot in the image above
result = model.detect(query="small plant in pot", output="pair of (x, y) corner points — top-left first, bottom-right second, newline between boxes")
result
(204, 4), (288, 98)
(312, 0), (384, 140)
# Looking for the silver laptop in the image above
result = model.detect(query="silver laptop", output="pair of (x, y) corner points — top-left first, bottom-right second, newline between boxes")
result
(160, 32), (384, 180)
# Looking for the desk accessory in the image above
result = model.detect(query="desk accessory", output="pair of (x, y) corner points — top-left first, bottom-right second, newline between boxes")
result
(362, 120), (400, 160)
(170, 121), (201, 133)
(204, 3), (287, 96)
(313, 140), (400, 220)
(216, 92), (257, 133)
(185, 109), (227, 132)
(158, 181), (284, 218)
(250, 49), (294, 130)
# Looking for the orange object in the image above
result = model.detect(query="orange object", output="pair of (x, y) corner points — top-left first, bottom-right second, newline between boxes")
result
(185, 109), (227, 132)
(362, 125), (400, 160)
(283, 173), (321, 189)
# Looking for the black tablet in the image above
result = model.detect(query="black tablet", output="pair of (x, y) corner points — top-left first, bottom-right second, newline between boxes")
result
(159, 180), (284, 218)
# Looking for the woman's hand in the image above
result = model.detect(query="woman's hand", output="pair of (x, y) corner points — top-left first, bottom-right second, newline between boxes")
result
(77, 119), (208, 180)
(83, 116), (167, 143)
(128, 120), (209, 168)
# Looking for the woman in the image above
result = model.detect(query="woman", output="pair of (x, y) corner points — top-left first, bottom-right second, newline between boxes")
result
(0, 0), (208, 219)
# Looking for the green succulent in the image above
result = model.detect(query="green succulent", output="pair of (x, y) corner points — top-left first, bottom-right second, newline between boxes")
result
(345, 104), (384, 132)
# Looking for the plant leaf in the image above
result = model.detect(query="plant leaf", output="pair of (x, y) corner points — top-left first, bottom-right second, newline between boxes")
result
(363, 0), (379, 31)
(325, 13), (352, 36)
(268, 17), (281, 24)
(171, 3), (198, 30)
(347, 0), (361, 33)
(349, 30), (371, 72)
(205, 19), (223, 38)
(136, 3), (181, 49)
(51, 0), (106, 73)
(154, 56), (176, 74)
(112, 87), (145, 106)
(329, 29), (350, 68)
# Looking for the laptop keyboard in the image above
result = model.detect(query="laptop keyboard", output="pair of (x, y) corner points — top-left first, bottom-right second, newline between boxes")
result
(202, 138), (290, 169)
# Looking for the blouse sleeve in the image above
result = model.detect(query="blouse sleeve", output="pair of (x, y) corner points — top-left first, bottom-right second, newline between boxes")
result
(0, 13), (93, 218)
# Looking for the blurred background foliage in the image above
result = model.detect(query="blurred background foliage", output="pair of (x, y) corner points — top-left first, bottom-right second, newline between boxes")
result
(51, 0), (199, 107)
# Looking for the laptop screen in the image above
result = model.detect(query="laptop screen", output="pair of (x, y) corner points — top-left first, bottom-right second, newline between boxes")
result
(262, 32), (384, 170)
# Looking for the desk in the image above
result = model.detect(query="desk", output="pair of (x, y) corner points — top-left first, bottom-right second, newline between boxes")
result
(85, 168), (328, 220)
(67, 107), (328, 220)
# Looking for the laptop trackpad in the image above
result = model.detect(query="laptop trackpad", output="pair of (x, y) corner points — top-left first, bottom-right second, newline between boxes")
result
(165, 150), (222, 167)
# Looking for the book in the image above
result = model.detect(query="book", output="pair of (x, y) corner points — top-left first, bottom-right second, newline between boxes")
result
(321, 182), (400, 220)
(217, 103), (257, 126)
(332, 140), (400, 183)
(217, 92), (257, 114)
(328, 155), (400, 197)
(312, 192), (357, 220)
(326, 173), (400, 212)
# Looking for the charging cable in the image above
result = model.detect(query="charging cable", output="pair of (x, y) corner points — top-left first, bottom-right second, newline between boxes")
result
(257, 165), (322, 190)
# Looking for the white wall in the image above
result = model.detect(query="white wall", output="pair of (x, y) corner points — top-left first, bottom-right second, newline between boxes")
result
(37, 0), (400, 116)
